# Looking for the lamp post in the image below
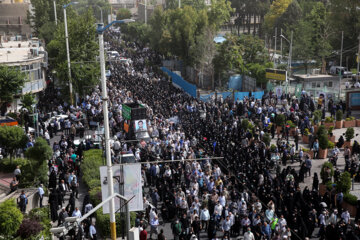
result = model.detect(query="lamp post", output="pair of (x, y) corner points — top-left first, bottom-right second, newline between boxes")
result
(96, 18), (135, 240)
(95, 5), (103, 23)
(63, 2), (78, 106)
(280, 31), (293, 94)
(53, 0), (57, 25)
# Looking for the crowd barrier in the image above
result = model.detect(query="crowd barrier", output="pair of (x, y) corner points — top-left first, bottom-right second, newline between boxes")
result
(161, 67), (197, 98)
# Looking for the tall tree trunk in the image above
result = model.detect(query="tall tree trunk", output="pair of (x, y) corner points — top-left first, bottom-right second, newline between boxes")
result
(253, 15), (257, 36)
(247, 14), (251, 34)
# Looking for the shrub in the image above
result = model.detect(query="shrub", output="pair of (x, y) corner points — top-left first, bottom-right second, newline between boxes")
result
(328, 126), (334, 136)
(319, 134), (329, 149)
(303, 128), (310, 136)
(336, 110), (343, 121)
(286, 120), (296, 128)
(89, 186), (102, 206)
(0, 199), (23, 237)
(316, 125), (327, 138)
(275, 114), (285, 126)
(346, 117), (351, 121)
(87, 178), (101, 190)
(344, 193), (358, 205)
(336, 171), (352, 194)
(96, 208), (136, 237)
(28, 208), (51, 238)
(320, 162), (334, 183)
(345, 128), (354, 142)
(328, 141), (335, 149)
(325, 181), (335, 190)
(241, 119), (249, 130)
(0, 158), (28, 173)
(263, 133), (271, 146)
(270, 144), (277, 152)
(82, 149), (104, 188)
(17, 218), (43, 239)
(325, 116), (334, 123)
(313, 110), (322, 123)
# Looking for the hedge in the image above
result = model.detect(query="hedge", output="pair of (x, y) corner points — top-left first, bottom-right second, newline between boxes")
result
(0, 158), (28, 173)
(82, 149), (104, 189)
(344, 193), (358, 205)
(96, 208), (136, 237)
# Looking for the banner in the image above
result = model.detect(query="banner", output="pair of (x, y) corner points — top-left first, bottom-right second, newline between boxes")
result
(124, 164), (143, 212)
(100, 164), (143, 214)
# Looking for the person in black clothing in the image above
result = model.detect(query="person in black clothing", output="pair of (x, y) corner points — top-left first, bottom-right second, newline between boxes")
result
(48, 189), (59, 222)
(180, 213), (189, 238)
(191, 216), (201, 239)
(66, 193), (76, 216)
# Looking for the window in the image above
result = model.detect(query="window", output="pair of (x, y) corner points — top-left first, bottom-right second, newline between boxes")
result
(312, 82), (316, 88)
(329, 82), (333, 87)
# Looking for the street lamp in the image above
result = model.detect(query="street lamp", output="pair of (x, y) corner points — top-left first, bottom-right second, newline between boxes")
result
(96, 18), (135, 240)
(63, 1), (79, 106)
(280, 31), (293, 93)
(53, 0), (57, 25)
(94, 5), (103, 23)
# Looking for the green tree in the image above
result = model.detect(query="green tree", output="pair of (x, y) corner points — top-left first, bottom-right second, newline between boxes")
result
(47, 9), (100, 98)
(264, 0), (292, 31)
(208, 0), (234, 30)
(329, 0), (360, 68)
(19, 93), (36, 113)
(116, 8), (131, 20)
(275, 0), (302, 31)
(0, 199), (23, 238)
(0, 65), (26, 116)
(0, 126), (27, 162)
(27, 0), (68, 39)
(307, 2), (332, 73)
(336, 171), (352, 193)
(25, 137), (53, 169)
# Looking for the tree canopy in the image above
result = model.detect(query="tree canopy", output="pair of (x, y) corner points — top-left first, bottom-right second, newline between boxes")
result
(0, 65), (26, 115)
(47, 9), (100, 98)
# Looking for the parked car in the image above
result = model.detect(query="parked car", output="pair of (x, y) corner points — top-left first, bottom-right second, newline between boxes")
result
(329, 66), (353, 78)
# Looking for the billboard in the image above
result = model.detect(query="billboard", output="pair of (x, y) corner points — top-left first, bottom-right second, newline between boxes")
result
(100, 163), (143, 214)
(266, 69), (287, 81)
(134, 119), (147, 132)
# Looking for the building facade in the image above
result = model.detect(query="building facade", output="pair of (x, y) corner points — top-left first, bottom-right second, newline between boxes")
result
(0, 38), (47, 112)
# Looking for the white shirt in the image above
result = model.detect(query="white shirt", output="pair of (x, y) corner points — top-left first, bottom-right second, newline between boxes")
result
(244, 231), (255, 240)
(341, 211), (350, 224)
(72, 210), (82, 218)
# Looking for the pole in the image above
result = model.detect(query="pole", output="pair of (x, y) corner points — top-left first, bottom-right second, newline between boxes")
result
(340, 31), (343, 67)
(145, 0), (147, 24)
(179, 0), (181, 8)
(357, 35), (360, 82)
(64, 8), (74, 106)
(53, 0), (57, 25)
(125, 202), (131, 240)
(280, 28), (283, 59)
(98, 24), (117, 240)
(274, 27), (277, 66)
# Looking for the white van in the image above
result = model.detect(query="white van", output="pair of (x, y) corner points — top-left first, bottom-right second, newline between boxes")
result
(329, 66), (353, 78)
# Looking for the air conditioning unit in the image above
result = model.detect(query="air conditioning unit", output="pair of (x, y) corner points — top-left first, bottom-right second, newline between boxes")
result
(312, 69), (320, 75)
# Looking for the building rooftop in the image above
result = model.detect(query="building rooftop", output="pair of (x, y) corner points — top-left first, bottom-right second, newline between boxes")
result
(0, 40), (44, 65)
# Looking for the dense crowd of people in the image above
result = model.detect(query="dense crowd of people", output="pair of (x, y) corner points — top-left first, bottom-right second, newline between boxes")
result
(9, 28), (360, 240)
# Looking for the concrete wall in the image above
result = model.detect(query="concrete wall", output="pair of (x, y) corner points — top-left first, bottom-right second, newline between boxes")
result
(0, 3), (32, 36)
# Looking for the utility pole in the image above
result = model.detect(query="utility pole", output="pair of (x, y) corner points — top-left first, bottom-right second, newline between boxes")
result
(280, 28), (283, 59)
(145, 0), (147, 24)
(274, 27), (277, 66)
(340, 31), (344, 67)
(63, 6), (74, 106)
(98, 23), (117, 240)
(357, 34), (360, 82)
